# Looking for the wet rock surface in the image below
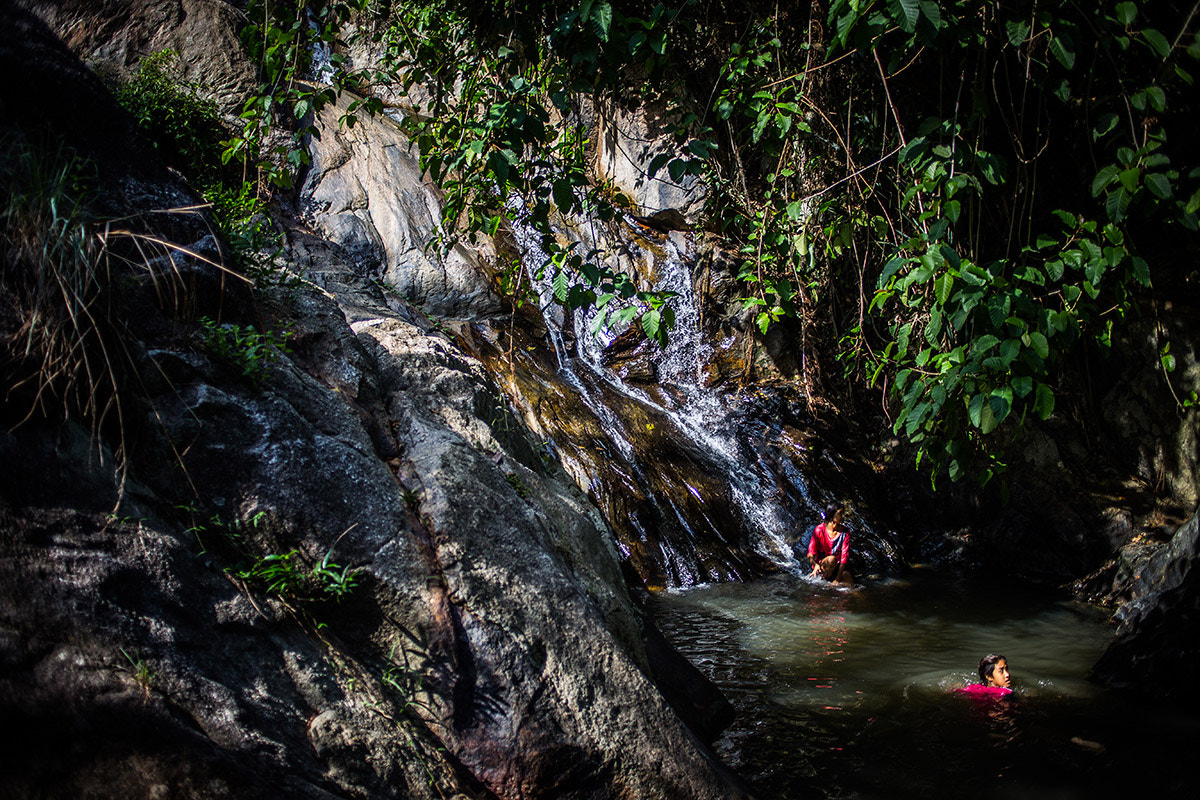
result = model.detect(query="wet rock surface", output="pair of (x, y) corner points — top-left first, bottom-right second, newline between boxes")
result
(1092, 511), (1200, 708)
(1, 9), (751, 800)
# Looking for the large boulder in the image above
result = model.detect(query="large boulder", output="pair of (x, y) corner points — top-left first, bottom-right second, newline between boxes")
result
(588, 98), (708, 230)
(20, 0), (256, 111)
(300, 95), (504, 320)
(0, 8), (749, 798)
(1092, 510), (1200, 708)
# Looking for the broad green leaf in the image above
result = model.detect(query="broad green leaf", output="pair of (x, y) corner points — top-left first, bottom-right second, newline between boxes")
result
(1091, 165), (1119, 196)
(552, 268), (569, 303)
(925, 307), (943, 343)
(1093, 113), (1119, 140)
(934, 273), (954, 304)
(552, 179), (574, 212)
(1145, 172), (1172, 198)
(1045, 259), (1065, 281)
(1029, 331), (1050, 359)
(1146, 85), (1167, 112)
(980, 399), (999, 434)
(999, 338), (1020, 365)
(1106, 187), (1130, 222)
(939, 244), (961, 270)
(590, 1), (613, 41)
(919, 0), (941, 27)
(898, 0), (920, 31)
(897, 323), (912, 357)
(1131, 256), (1151, 286)
(1034, 383), (1055, 419)
(1005, 19), (1030, 47)
(948, 457), (963, 482)
(1012, 375), (1034, 397)
(989, 392), (1012, 425)
(642, 308), (662, 343)
(1141, 28), (1171, 58)
(1050, 32), (1076, 69)
(647, 152), (671, 178)
(1118, 167), (1140, 193)
(968, 393), (985, 428)
(1162, 353), (1177, 372)
(972, 334), (1000, 354)
(1051, 209), (1078, 228)
(1115, 2), (1136, 25)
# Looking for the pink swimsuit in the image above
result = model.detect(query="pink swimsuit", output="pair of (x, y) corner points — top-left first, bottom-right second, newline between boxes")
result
(956, 684), (1013, 697)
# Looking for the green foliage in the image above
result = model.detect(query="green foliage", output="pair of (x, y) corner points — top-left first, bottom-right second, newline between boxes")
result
(1, 135), (108, 428)
(237, 548), (361, 601)
(220, 1), (1200, 485)
(376, 0), (694, 344)
(226, 0), (696, 345)
(194, 316), (291, 386)
(112, 51), (231, 188)
(659, 0), (1198, 484)
(119, 647), (155, 693)
(113, 52), (284, 278)
(818, 0), (1200, 483)
(227, 0), (369, 190)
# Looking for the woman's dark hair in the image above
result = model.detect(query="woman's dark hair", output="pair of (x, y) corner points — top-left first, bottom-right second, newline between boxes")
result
(823, 501), (845, 521)
(978, 653), (1006, 683)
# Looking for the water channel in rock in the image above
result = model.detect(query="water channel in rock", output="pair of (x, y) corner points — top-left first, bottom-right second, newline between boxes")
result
(652, 569), (1198, 799)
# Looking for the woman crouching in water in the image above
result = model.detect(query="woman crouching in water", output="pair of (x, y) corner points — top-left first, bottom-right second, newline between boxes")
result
(808, 501), (854, 586)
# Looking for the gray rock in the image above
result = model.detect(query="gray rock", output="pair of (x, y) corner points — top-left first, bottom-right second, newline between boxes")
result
(300, 95), (503, 320)
(1092, 511), (1200, 708)
(0, 8), (749, 797)
(20, 0), (256, 112)
(588, 99), (708, 228)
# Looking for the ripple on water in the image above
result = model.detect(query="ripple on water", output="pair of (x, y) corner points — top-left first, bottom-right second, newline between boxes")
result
(652, 570), (1199, 800)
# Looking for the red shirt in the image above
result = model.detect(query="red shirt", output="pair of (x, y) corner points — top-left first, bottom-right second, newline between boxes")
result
(956, 684), (1013, 698)
(808, 523), (849, 564)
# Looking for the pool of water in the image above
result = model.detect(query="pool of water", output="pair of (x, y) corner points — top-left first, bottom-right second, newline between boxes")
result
(651, 569), (1199, 799)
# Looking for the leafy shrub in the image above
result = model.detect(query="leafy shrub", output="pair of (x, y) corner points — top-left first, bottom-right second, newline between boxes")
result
(194, 316), (291, 386)
(113, 52), (284, 275)
(237, 548), (361, 601)
(112, 51), (232, 189)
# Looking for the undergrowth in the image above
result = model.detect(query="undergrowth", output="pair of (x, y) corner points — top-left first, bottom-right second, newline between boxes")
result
(112, 51), (284, 279)
(194, 316), (291, 387)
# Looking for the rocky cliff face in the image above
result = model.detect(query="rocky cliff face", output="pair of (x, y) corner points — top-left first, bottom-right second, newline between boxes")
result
(1091, 509), (1200, 710)
(0, 2), (749, 798)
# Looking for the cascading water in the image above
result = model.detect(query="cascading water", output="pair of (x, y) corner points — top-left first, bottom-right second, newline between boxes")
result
(507, 200), (813, 582)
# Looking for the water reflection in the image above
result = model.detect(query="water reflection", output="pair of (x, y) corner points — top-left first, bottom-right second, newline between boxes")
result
(653, 570), (1199, 799)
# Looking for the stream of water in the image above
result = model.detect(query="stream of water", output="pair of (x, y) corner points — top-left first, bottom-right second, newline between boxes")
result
(652, 570), (1199, 799)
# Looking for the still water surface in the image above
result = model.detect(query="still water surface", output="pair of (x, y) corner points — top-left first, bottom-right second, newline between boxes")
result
(652, 569), (1198, 799)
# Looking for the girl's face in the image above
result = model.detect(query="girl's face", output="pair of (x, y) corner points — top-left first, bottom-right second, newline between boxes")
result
(988, 658), (1011, 688)
(830, 509), (845, 527)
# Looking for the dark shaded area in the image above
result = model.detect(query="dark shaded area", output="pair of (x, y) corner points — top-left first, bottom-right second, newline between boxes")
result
(1092, 511), (1200, 710)
(0, 0), (165, 202)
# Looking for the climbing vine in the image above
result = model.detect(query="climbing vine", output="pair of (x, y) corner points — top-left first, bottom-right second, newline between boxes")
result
(225, 0), (1200, 485)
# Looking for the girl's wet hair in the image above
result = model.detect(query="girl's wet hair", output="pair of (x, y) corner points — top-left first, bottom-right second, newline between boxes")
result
(824, 501), (845, 521)
(979, 653), (1006, 683)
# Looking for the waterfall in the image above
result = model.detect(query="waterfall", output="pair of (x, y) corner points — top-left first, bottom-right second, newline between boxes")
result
(506, 202), (806, 581)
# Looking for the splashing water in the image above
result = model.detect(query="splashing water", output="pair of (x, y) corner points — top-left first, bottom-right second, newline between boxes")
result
(506, 202), (802, 573)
